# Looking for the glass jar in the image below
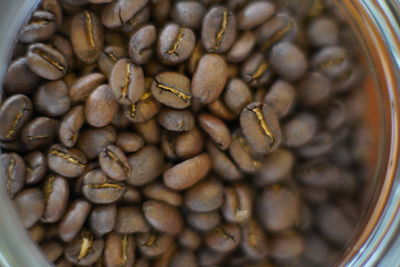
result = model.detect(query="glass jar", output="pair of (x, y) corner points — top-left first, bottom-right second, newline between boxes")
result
(0, 0), (399, 266)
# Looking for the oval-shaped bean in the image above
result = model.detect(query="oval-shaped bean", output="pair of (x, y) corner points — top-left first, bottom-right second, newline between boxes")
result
(129, 24), (156, 65)
(143, 200), (184, 235)
(99, 45), (127, 78)
(158, 109), (195, 132)
(18, 10), (57, 43)
(184, 179), (224, 212)
(59, 105), (85, 148)
(282, 113), (318, 147)
(198, 113), (231, 150)
(207, 142), (243, 181)
(77, 126), (117, 160)
(85, 84), (118, 128)
(175, 127), (204, 159)
(90, 204), (117, 236)
(311, 46), (350, 79)
(101, 0), (149, 29)
(48, 143), (87, 178)
(3, 57), (41, 95)
(115, 206), (150, 234)
(229, 131), (262, 174)
(42, 175), (69, 223)
(25, 151), (47, 184)
(205, 223), (241, 252)
(227, 31), (256, 63)
(237, 1), (275, 30)
(187, 211), (221, 232)
(0, 153), (26, 197)
(116, 132), (144, 153)
(137, 232), (174, 257)
(69, 72), (107, 103)
(99, 145), (130, 181)
(171, 1), (206, 29)
(241, 219), (268, 260)
(143, 182), (183, 206)
(264, 80), (296, 119)
(58, 200), (92, 242)
(222, 183), (253, 223)
(34, 80), (71, 117)
(14, 188), (45, 228)
(241, 52), (272, 87)
(104, 233), (136, 267)
(223, 78), (252, 115)
(64, 231), (104, 265)
(21, 117), (60, 151)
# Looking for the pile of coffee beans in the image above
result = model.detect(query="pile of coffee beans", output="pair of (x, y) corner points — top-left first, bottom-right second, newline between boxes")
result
(0, 0), (369, 266)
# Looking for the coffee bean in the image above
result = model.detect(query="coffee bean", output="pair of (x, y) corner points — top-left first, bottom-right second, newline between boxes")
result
(124, 90), (161, 123)
(0, 153), (26, 197)
(222, 183), (252, 223)
(122, 186), (142, 204)
(48, 143), (87, 178)
(257, 186), (300, 232)
(21, 117), (60, 151)
(101, 0), (149, 28)
(298, 131), (333, 158)
(164, 153), (211, 190)
(311, 46), (350, 79)
(0, 94), (33, 141)
(207, 142), (243, 181)
(104, 233), (136, 267)
(129, 24), (156, 65)
(199, 113), (231, 150)
(174, 127), (204, 159)
(143, 200), (184, 235)
(50, 35), (75, 70)
(322, 99), (347, 130)
(121, 5), (151, 33)
(89, 204), (117, 236)
(64, 230), (104, 265)
(99, 145), (130, 181)
(226, 31), (255, 64)
(192, 54), (227, 104)
(241, 52), (272, 87)
(269, 42), (307, 81)
(240, 102), (281, 154)
(41, 241), (64, 262)
(110, 58), (145, 105)
(185, 179), (224, 212)
(85, 85), (118, 128)
(157, 108), (195, 132)
(143, 182), (183, 206)
(171, 1), (206, 29)
(187, 41), (203, 74)
(197, 248), (226, 266)
(82, 169), (126, 204)
(307, 16), (339, 47)
(270, 231), (305, 261)
(14, 188), (45, 228)
(229, 132), (261, 174)
(158, 23), (196, 65)
(152, 72), (192, 109)
(137, 232), (174, 257)
(115, 206), (150, 233)
(69, 72), (107, 103)
(127, 145), (165, 186)
(170, 249), (198, 267)
(224, 78), (252, 116)
(27, 43), (68, 80)
(178, 228), (201, 250)
(207, 99), (237, 121)
(187, 211), (221, 232)
(296, 159), (340, 189)
(34, 80), (71, 117)
(18, 11), (57, 43)
(42, 175), (69, 223)
(134, 118), (162, 144)
(116, 132), (144, 153)
(99, 46), (127, 78)
(241, 219), (268, 260)
(303, 234), (336, 266)
(59, 105), (85, 148)
(3, 57), (41, 95)
(202, 6), (236, 53)
(24, 151), (47, 184)
(282, 113), (317, 147)
(264, 80), (295, 119)
(58, 200), (92, 242)
(298, 72), (332, 107)
(205, 223), (241, 252)
(77, 126), (117, 160)
(28, 224), (45, 244)
(237, 1), (275, 30)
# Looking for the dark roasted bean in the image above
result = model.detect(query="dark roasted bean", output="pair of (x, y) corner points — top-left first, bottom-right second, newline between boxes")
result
(264, 80), (295, 119)
(25, 151), (47, 184)
(69, 72), (107, 103)
(187, 211), (221, 232)
(89, 204), (116, 236)
(171, 1), (206, 29)
(241, 52), (272, 87)
(175, 127), (204, 159)
(143, 200), (183, 234)
(207, 99), (237, 121)
(14, 188), (44, 228)
(236, 1), (275, 30)
(104, 233), (135, 267)
(227, 31), (256, 63)
(298, 72), (332, 106)
(158, 108), (195, 132)
(50, 35), (75, 70)
(99, 145), (130, 181)
(124, 89), (161, 123)
(134, 118), (162, 144)
(129, 24), (156, 65)
(41, 0), (63, 27)
(270, 231), (305, 261)
(207, 142), (243, 181)
(99, 45), (127, 78)
(184, 179), (224, 212)
(282, 113), (317, 147)
(223, 78), (252, 115)
(18, 11), (57, 43)
(85, 85), (118, 128)
(179, 228), (201, 250)
(241, 219), (268, 260)
(121, 5), (151, 33)
(3, 57), (41, 95)
(77, 126), (117, 160)
(64, 230), (104, 265)
(21, 117), (60, 151)
(143, 182), (183, 206)
(137, 232), (174, 257)
(58, 200), (92, 242)
(311, 46), (350, 79)
(199, 113), (231, 150)
(42, 175), (69, 223)
(34, 80), (71, 117)
(59, 105), (85, 148)
(307, 16), (339, 47)
(115, 206), (150, 233)
(205, 223), (241, 252)
(296, 159), (340, 189)
(222, 183), (252, 223)
(101, 0), (149, 28)
(116, 132), (144, 153)
(0, 153), (26, 197)
(48, 143), (87, 178)
(41, 241), (64, 263)
(229, 131), (262, 174)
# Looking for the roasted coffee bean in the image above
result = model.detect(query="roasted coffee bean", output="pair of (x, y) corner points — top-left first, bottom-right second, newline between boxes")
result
(71, 11), (104, 63)
(137, 232), (174, 257)
(240, 102), (281, 154)
(143, 200), (184, 234)
(101, 0), (149, 29)
(171, 1), (206, 29)
(41, 241), (64, 262)
(187, 210), (221, 232)
(174, 127), (204, 159)
(298, 72), (332, 106)
(151, 0), (171, 25)
(255, 148), (295, 186)
(222, 183), (253, 223)
(115, 206), (150, 233)
(323, 99), (347, 130)
(21, 117), (60, 151)
(269, 231), (305, 261)
(282, 113), (317, 147)
(104, 233), (136, 267)
(192, 54), (227, 104)
(89, 204), (117, 236)
(229, 132), (262, 174)
(307, 16), (338, 47)
(158, 24), (196, 65)
(25, 151), (47, 184)
(223, 78), (252, 115)
(18, 11), (57, 43)
(27, 43), (68, 80)
(129, 24), (156, 65)
(256, 13), (297, 51)
(50, 35), (75, 70)
(158, 108), (195, 132)
(187, 41), (203, 74)
(110, 58), (145, 105)
(99, 145), (130, 181)
(152, 245), (179, 266)
(82, 169), (126, 204)
(311, 46), (350, 79)
(241, 52), (272, 87)
(59, 105), (85, 148)
(296, 159), (340, 189)
(237, 1), (275, 30)
(127, 145), (165, 186)
(99, 45), (127, 78)
(199, 113), (231, 150)
(58, 200), (92, 242)
(207, 99), (237, 121)
(297, 131), (333, 158)
(152, 72), (192, 109)
(85, 85), (118, 128)
(14, 188), (45, 228)
(197, 248), (226, 266)
(184, 179), (224, 212)
(3, 57), (41, 95)
(42, 175), (69, 223)
(77, 126), (117, 160)
(169, 249), (198, 267)
(121, 5), (151, 33)
(116, 132), (144, 153)
(257, 186), (300, 232)
(41, 0), (63, 27)
(34, 80), (71, 117)
(124, 90), (161, 123)
(48, 143), (87, 178)
(69, 72), (107, 103)
(179, 228), (201, 250)
(205, 223), (241, 252)
(202, 6), (236, 53)
(303, 234), (336, 266)
(0, 153), (26, 197)
(28, 224), (46, 243)
(264, 80), (295, 119)
(241, 219), (268, 260)
(122, 186), (142, 204)
(0, 94), (33, 141)
(64, 230), (104, 265)
(269, 42), (307, 81)
(207, 142), (243, 181)
(164, 153), (211, 190)
(134, 118), (162, 144)
(143, 182), (183, 206)
(227, 31), (256, 63)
